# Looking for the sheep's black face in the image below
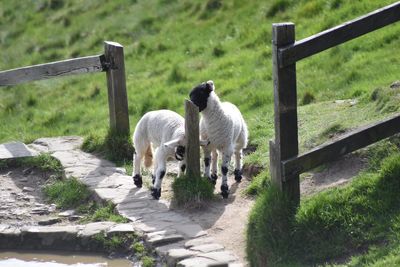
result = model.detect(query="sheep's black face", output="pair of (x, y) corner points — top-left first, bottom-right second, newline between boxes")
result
(175, 145), (185, 161)
(189, 82), (213, 112)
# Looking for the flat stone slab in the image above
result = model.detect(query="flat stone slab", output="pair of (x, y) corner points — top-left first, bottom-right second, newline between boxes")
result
(167, 248), (198, 266)
(78, 222), (116, 237)
(185, 237), (216, 248)
(148, 233), (185, 246)
(21, 137), (243, 265)
(0, 142), (37, 159)
(177, 256), (218, 267)
(190, 243), (225, 253)
(198, 251), (238, 263)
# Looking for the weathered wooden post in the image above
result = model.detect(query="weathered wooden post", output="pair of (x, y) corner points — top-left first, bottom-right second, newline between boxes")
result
(104, 41), (130, 136)
(185, 100), (201, 178)
(269, 23), (300, 206)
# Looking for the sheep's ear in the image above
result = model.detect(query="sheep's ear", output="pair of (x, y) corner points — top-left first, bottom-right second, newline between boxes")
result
(164, 138), (181, 148)
(200, 140), (210, 146)
(206, 80), (214, 91)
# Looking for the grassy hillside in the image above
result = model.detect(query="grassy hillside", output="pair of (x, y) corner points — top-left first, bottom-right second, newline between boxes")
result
(1, 0), (400, 265)
(1, 0), (399, 160)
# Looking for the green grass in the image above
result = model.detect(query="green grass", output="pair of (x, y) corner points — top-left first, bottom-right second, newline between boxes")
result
(80, 201), (129, 223)
(81, 129), (133, 164)
(2, 0), (400, 265)
(1, 0), (399, 168)
(44, 177), (91, 209)
(247, 152), (400, 266)
(172, 174), (215, 208)
(0, 153), (64, 178)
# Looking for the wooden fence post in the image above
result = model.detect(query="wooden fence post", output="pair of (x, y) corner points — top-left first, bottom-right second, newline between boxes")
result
(104, 41), (130, 136)
(185, 100), (201, 178)
(270, 23), (300, 206)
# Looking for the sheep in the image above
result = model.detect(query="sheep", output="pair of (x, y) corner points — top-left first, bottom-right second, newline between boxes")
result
(189, 80), (248, 198)
(132, 110), (186, 200)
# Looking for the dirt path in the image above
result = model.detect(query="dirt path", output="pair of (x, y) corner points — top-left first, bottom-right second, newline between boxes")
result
(157, 153), (367, 266)
(0, 167), (61, 227)
(157, 162), (254, 265)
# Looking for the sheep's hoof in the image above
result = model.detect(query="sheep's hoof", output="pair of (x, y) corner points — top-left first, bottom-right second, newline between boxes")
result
(209, 174), (218, 185)
(133, 174), (143, 188)
(234, 169), (242, 183)
(220, 184), (229, 199)
(151, 187), (161, 200)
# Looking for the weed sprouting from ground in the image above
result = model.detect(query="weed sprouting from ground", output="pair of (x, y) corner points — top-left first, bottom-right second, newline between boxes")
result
(172, 175), (214, 208)
(44, 177), (91, 209)
(81, 202), (129, 223)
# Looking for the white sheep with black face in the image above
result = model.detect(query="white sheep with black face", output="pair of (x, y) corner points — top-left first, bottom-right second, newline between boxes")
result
(132, 110), (186, 200)
(189, 80), (248, 198)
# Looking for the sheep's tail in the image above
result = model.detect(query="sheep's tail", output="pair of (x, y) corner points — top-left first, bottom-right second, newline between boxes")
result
(144, 144), (153, 168)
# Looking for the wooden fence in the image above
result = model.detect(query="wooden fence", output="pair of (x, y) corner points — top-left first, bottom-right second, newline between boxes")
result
(0, 41), (130, 137)
(270, 1), (400, 206)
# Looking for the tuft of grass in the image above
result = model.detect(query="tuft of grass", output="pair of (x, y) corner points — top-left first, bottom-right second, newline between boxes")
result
(82, 130), (133, 164)
(172, 175), (215, 208)
(14, 153), (64, 178)
(244, 170), (270, 196)
(320, 123), (347, 139)
(141, 256), (155, 267)
(82, 202), (129, 223)
(44, 177), (91, 209)
(132, 242), (146, 255)
(266, 0), (290, 17)
(247, 153), (400, 266)
(301, 91), (315, 105)
(93, 232), (138, 252)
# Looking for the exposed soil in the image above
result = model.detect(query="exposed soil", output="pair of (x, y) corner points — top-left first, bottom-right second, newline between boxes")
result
(0, 166), (69, 227)
(153, 153), (368, 265)
(300, 153), (368, 196)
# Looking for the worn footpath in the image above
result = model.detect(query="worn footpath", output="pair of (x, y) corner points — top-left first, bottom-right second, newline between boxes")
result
(23, 136), (244, 267)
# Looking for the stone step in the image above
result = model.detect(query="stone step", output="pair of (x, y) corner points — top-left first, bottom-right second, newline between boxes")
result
(0, 142), (37, 159)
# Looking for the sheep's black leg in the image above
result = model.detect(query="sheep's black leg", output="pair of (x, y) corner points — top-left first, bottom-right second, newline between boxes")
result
(220, 151), (232, 199)
(133, 174), (143, 188)
(234, 150), (243, 182)
(151, 170), (165, 200)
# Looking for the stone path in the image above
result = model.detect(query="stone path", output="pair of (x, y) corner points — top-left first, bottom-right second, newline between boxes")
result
(27, 136), (243, 267)
(0, 221), (136, 251)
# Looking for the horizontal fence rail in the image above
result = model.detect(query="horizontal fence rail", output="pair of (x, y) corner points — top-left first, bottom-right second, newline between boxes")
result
(270, 2), (400, 206)
(0, 55), (105, 86)
(278, 1), (400, 67)
(282, 114), (400, 181)
(0, 41), (130, 138)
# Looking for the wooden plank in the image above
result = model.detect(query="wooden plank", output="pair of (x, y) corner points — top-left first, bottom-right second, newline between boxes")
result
(104, 41), (130, 136)
(270, 23), (300, 204)
(0, 55), (105, 86)
(185, 100), (201, 178)
(282, 114), (400, 181)
(279, 1), (400, 67)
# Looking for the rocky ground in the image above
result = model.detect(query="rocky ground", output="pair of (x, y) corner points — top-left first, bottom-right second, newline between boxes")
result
(0, 167), (75, 227)
(0, 137), (368, 267)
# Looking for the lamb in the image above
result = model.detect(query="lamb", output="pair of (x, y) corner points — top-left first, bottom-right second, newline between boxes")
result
(132, 110), (186, 200)
(189, 80), (248, 198)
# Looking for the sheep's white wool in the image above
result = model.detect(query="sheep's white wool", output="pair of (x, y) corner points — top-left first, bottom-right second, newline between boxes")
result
(196, 81), (248, 198)
(132, 110), (186, 199)
(133, 109), (185, 152)
(200, 91), (248, 151)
